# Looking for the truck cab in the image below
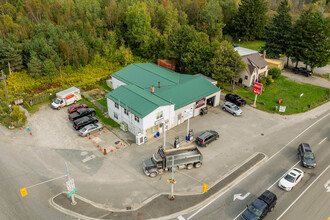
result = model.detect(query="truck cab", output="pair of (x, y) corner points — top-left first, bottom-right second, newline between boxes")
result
(52, 98), (64, 109)
(241, 190), (277, 220)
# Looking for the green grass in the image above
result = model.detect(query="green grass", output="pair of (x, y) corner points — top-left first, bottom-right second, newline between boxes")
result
(234, 40), (265, 51)
(227, 76), (330, 114)
(98, 81), (112, 92)
(81, 97), (119, 127)
(96, 97), (108, 108)
(24, 99), (52, 113)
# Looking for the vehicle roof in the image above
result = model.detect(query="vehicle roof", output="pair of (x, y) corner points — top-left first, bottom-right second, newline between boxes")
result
(224, 101), (237, 106)
(252, 199), (268, 210)
(258, 190), (277, 205)
(300, 143), (312, 151)
(198, 130), (216, 139)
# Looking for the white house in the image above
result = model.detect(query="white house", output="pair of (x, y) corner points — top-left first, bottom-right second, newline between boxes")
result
(106, 63), (221, 143)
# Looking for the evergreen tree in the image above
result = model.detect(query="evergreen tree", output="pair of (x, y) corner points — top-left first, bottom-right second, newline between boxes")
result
(232, 0), (268, 41)
(0, 35), (24, 73)
(264, 0), (292, 60)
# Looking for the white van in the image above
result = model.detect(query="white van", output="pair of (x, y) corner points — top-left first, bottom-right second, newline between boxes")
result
(51, 87), (81, 110)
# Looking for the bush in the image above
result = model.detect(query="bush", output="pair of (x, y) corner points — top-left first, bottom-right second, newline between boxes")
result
(260, 76), (272, 86)
(268, 68), (281, 79)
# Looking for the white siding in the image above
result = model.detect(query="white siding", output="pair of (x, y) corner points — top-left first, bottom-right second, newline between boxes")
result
(143, 105), (175, 133)
(112, 77), (127, 90)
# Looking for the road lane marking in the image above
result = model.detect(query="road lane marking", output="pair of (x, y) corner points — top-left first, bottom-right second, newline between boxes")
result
(190, 113), (329, 220)
(268, 112), (330, 162)
(318, 137), (327, 145)
(233, 192), (250, 201)
(267, 161), (300, 190)
(324, 180), (330, 192)
(277, 164), (330, 220)
(178, 216), (186, 220)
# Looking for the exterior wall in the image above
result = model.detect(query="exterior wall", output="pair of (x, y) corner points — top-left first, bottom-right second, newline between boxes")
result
(174, 103), (195, 127)
(239, 70), (253, 87)
(112, 77), (127, 90)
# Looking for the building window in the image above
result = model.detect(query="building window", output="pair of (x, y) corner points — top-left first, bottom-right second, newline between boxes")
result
(114, 112), (118, 119)
(124, 108), (129, 116)
(135, 115), (139, 122)
(245, 75), (248, 80)
(115, 102), (119, 109)
(156, 111), (163, 120)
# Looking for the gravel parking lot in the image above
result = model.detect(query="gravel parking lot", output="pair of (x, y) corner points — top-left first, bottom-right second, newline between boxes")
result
(1, 99), (329, 210)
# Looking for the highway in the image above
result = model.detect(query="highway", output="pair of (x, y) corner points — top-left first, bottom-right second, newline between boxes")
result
(181, 112), (330, 220)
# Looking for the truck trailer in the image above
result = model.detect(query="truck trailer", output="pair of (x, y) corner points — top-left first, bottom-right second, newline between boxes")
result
(51, 87), (81, 110)
(143, 146), (203, 177)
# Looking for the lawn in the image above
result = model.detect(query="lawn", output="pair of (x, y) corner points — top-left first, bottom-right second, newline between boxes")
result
(229, 76), (330, 114)
(233, 40), (265, 51)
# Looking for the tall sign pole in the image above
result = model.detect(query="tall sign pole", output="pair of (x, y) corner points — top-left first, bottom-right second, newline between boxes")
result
(252, 82), (263, 108)
(163, 121), (166, 150)
(168, 156), (175, 200)
(1, 70), (11, 110)
(65, 162), (77, 205)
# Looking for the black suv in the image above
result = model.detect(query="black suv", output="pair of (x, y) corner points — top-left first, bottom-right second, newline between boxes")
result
(68, 108), (96, 121)
(225, 94), (246, 106)
(298, 143), (316, 168)
(195, 130), (219, 147)
(292, 67), (312, 77)
(73, 116), (98, 130)
(241, 190), (277, 220)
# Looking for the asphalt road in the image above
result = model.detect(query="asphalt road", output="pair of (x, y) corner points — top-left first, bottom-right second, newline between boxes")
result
(179, 111), (330, 220)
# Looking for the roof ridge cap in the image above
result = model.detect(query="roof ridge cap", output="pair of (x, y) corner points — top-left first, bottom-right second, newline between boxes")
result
(135, 63), (179, 84)
(126, 85), (171, 107)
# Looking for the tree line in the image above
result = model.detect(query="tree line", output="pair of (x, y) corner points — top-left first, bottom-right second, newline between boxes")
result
(0, 0), (329, 83)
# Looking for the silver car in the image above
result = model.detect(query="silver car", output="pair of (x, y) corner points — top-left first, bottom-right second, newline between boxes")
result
(78, 123), (103, 136)
(222, 101), (243, 116)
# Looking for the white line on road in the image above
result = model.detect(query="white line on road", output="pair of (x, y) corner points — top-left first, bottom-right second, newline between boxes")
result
(318, 137), (327, 145)
(276, 164), (330, 220)
(189, 113), (329, 220)
(267, 161), (300, 190)
(178, 216), (186, 220)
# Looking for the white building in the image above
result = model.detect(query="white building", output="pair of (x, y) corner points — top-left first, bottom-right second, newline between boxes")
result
(106, 63), (221, 143)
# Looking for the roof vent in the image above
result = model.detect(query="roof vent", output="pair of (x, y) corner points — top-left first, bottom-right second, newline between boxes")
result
(158, 81), (160, 88)
(151, 85), (154, 93)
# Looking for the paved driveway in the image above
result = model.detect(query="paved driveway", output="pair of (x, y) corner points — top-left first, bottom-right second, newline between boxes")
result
(282, 69), (330, 89)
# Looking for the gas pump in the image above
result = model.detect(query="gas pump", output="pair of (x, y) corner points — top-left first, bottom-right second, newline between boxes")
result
(188, 129), (194, 141)
(174, 137), (180, 148)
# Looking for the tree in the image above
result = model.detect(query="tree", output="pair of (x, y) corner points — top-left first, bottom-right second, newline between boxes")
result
(0, 35), (24, 73)
(232, 0), (268, 41)
(199, 0), (225, 41)
(288, 8), (330, 71)
(210, 40), (245, 91)
(27, 51), (43, 76)
(264, 0), (292, 61)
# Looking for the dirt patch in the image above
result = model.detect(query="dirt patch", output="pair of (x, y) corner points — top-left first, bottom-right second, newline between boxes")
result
(84, 89), (107, 100)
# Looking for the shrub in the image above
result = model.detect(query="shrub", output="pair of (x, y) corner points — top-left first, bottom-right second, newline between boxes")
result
(260, 76), (272, 86)
(268, 68), (281, 79)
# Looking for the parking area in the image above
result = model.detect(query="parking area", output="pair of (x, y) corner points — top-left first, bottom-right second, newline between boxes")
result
(2, 98), (329, 210)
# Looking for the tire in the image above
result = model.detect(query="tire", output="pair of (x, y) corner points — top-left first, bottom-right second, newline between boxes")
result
(222, 107), (226, 111)
(74, 100), (77, 104)
(91, 112), (95, 116)
(194, 162), (202, 168)
(270, 207), (274, 212)
(86, 133), (90, 136)
(57, 107), (61, 110)
(186, 164), (193, 170)
(99, 128), (103, 131)
(150, 171), (157, 178)
(233, 113), (237, 116)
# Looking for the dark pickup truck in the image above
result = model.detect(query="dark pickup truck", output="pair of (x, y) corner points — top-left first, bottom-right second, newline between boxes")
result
(68, 108), (96, 121)
(225, 94), (246, 106)
(241, 190), (277, 220)
(292, 67), (312, 77)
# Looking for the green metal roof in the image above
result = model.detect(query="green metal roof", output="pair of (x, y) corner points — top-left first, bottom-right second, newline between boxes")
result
(157, 75), (220, 110)
(112, 63), (180, 89)
(105, 85), (171, 118)
(107, 63), (220, 118)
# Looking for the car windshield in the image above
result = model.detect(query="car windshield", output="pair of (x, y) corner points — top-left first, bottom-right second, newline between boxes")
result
(247, 204), (262, 217)
(53, 98), (61, 104)
(304, 152), (314, 159)
(233, 106), (239, 111)
(284, 174), (295, 183)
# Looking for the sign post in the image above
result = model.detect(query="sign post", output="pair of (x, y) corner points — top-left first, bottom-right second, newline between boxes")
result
(252, 82), (263, 108)
(65, 162), (77, 205)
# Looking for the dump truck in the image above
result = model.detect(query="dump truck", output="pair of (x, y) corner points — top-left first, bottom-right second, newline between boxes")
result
(143, 145), (203, 177)
(51, 87), (81, 110)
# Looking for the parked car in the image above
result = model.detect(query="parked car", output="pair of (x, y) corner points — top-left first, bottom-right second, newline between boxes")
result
(222, 101), (243, 116)
(68, 104), (88, 114)
(79, 123), (103, 136)
(278, 168), (304, 191)
(195, 130), (219, 147)
(292, 67), (312, 77)
(68, 108), (96, 121)
(73, 116), (98, 130)
(225, 94), (246, 106)
(241, 190), (277, 220)
(298, 143), (316, 168)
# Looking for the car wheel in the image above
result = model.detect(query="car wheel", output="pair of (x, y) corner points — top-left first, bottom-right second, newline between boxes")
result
(150, 171), (157, 178)
(270, 207), (274, 212)
(222, 107), (226, 111)
(74, 100), (77, 104)
(216, 135), (219, 140)
(233, 113), (237, 116)
(194, 162), (202, 168)
(186, 164), (193, 170)
(86, 133), (90, 136)
(91, 112), (95, 116)
(99, 128), (103, 131)
(57, 107), (61, 110)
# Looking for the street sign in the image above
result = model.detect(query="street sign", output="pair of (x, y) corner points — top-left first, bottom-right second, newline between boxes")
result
(253, 82), (263, 95)
(203, 183), (208, 192)
(67, 188), (77, 198)
(66, 178), (75, 192)
(20, 187), (28, 197)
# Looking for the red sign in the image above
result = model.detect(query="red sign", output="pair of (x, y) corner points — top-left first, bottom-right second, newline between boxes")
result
(253, 82), (263, 95)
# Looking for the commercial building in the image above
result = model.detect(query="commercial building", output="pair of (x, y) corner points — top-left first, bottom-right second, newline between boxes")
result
(106, 63), (221, 143)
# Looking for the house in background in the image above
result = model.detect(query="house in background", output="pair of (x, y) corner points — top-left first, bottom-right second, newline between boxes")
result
(234, 47), (269, 87)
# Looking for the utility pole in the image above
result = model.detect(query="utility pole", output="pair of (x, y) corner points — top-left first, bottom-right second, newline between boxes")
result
(169, 156), (175, 200)
(1, 70), (11, 111)
(163, 121), (167, 150)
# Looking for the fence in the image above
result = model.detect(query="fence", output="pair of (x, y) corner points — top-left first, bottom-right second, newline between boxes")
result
(82, 91), (107, 113)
